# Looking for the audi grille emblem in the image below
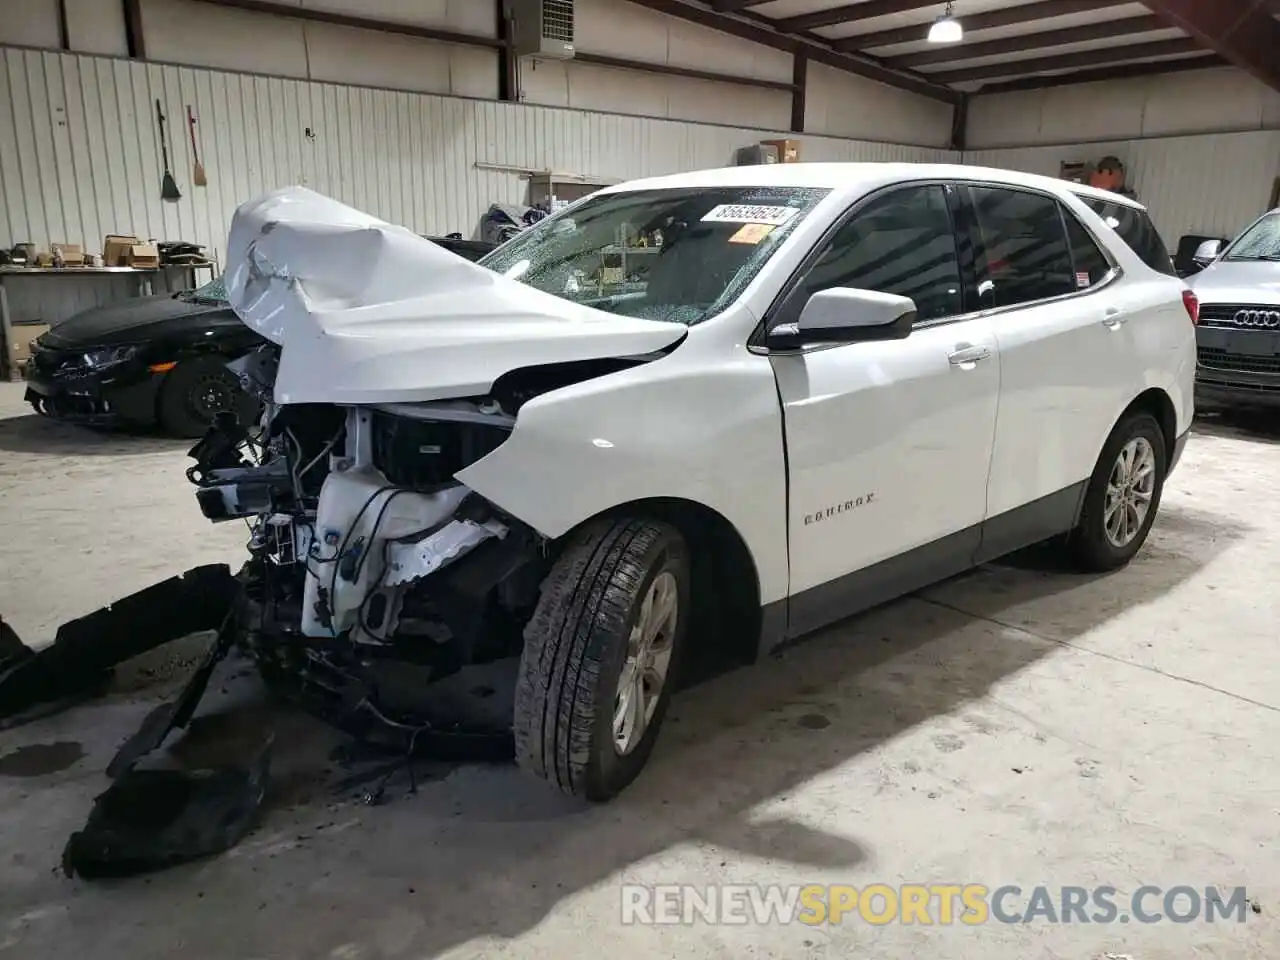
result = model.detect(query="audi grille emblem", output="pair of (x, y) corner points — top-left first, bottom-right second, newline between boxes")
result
(1233, 309), (1280, 329)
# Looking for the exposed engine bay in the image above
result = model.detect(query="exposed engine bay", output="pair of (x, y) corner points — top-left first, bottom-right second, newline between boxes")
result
(182, 343), (592, 748)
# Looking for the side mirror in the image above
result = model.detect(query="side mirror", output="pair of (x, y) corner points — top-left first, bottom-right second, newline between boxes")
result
(768, 288), (916, 350)
(1193, 239), (1223, 266)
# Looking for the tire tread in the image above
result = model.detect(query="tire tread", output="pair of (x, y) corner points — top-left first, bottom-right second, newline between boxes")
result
(514, 517), (675, 799)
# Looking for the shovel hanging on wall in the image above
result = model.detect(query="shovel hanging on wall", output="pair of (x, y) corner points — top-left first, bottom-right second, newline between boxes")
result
(156, 99), (182, 202)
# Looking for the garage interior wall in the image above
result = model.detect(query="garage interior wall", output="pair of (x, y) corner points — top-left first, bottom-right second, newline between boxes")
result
(964, 67), (1280, 243)
(0, 0), (956, 272)
(6, 0), (1279, 269)
(0, 44), (952, 268)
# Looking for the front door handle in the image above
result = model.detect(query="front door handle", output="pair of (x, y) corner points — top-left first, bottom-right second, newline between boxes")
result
(948, 344), (991, 367)
(1102, 307), (1128, 330)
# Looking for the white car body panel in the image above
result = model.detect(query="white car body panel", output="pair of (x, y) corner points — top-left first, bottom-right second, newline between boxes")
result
(982, 191), (1194, 517)
(222, 188), (688, 405)
(220, 165), (1196, 648)
(457, 311), (793, 606)
(771, 314), (999, 596)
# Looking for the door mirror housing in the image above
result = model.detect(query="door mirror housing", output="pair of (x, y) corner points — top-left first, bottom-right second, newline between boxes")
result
(768, 288), (916, 350)
(1193, 239), (1223, 266)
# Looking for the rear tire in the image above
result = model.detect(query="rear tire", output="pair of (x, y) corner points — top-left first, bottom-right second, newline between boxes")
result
(1068, 411), (1166, 572)
(514, 517), (690, 802)
(157, 357), (258, 439)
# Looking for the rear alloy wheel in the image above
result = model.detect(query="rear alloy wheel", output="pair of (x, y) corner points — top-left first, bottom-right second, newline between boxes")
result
(158, 358), (258, 438)
(514, 517), (690, 801)
(1069, 411), (1166, 572)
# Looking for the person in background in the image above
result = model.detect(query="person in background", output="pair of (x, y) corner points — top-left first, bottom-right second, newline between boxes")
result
(1090, 156), (1138, 200)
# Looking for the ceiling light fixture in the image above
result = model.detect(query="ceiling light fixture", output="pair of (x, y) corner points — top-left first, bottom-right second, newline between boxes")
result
(927, 2), (963, 44)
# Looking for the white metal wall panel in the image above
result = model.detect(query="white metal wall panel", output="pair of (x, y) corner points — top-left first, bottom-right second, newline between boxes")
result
(64, 0), (129, 57)
(571, 0), (794, 85)
(964, 131), (1280, 242)
(0, 46), (954, 267)
(0, 0), (61, 49)
(520, 59), (795, 132)
(805, 62), (954, 148)
(141, 0), (312, 79)
(968, 68), (1280, 150)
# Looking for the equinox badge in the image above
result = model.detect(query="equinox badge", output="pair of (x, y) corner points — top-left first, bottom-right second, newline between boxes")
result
(804, 494), (876, 526)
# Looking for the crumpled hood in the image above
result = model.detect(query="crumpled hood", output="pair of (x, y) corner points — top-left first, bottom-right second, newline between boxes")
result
(224, 187), (687, 405)
(1188, 259), (1280, 306)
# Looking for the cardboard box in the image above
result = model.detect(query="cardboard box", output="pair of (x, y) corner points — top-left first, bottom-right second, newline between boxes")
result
(10, 322), (49, 365)
(52, 243), (85, 266)
(761, 138), (801, 163)
(128, 243), (160, 269)
(103, 234), (141, 267)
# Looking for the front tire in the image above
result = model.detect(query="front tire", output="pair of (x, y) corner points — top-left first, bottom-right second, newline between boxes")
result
(1068, 411), (1166, 572)
(514, 517), (690, 802)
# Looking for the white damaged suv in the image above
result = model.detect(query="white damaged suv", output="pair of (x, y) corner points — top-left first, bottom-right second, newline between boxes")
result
(195, 165), (1196, 800)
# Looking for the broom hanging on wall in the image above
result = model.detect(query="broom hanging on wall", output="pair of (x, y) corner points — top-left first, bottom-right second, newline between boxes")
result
(155, 99), (182, 202)
(187, 105), (207, 187)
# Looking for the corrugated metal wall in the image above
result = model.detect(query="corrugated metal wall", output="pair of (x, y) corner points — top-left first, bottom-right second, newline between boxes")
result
(0, 45), (952, 267)
(964, 131), (1280, 244)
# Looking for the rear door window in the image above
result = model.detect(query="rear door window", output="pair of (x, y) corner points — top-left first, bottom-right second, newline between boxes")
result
(1060, 206), (1114, 287)
(965, 186), (1075, 308)
(1078, 197), (1176, 276)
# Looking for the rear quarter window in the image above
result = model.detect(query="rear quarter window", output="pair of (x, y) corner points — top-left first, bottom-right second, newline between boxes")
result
(1079, 197), (1176, 276)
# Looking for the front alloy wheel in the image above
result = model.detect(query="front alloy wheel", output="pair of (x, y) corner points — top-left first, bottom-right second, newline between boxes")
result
(613, 570), (679, 756)
(514, 517), (690, 801)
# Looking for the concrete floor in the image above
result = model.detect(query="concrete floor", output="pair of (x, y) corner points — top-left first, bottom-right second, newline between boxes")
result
(0, 380), (1277, 960)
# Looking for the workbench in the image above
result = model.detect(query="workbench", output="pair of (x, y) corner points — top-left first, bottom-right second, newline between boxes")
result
(0, 264), (216, 381)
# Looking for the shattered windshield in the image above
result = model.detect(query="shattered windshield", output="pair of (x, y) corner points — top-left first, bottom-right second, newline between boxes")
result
(479, 186), (832, 325)
(182, 274), (228, 304)
(1225, 213), (1280, 262)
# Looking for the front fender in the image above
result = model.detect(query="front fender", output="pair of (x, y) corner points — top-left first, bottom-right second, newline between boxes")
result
(456, 342), (790, 605)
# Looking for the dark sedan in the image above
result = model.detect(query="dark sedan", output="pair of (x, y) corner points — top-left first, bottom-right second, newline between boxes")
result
(24, 236), (496, 437)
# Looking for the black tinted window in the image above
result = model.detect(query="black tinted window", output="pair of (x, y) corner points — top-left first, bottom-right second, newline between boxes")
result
(1061, 206), (1112, 287)
(969, 186), (1074, 307)
(795, 185), (962, 323)
(1080, 197), (1176, 276)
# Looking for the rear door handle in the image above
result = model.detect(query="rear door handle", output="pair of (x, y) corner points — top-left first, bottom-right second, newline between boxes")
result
(948, 344), (991, 367)
(1102, 307), (1128, 329)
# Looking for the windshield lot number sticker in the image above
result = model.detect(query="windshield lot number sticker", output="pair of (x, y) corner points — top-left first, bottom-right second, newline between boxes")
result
(702, 204), (800, 226)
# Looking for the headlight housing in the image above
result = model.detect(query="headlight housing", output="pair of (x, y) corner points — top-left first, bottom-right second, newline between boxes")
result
(80, 345), (141, 370)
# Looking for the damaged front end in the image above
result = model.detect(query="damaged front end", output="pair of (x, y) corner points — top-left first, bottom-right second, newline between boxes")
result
(187, 345), (553, 753)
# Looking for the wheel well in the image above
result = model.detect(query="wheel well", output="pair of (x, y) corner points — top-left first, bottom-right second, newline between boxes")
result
(572, 498), (763, 678)
(1123, 387), (1177, 457)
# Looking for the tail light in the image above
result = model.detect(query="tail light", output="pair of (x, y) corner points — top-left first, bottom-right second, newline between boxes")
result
(1182, 289), (1199, 326)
